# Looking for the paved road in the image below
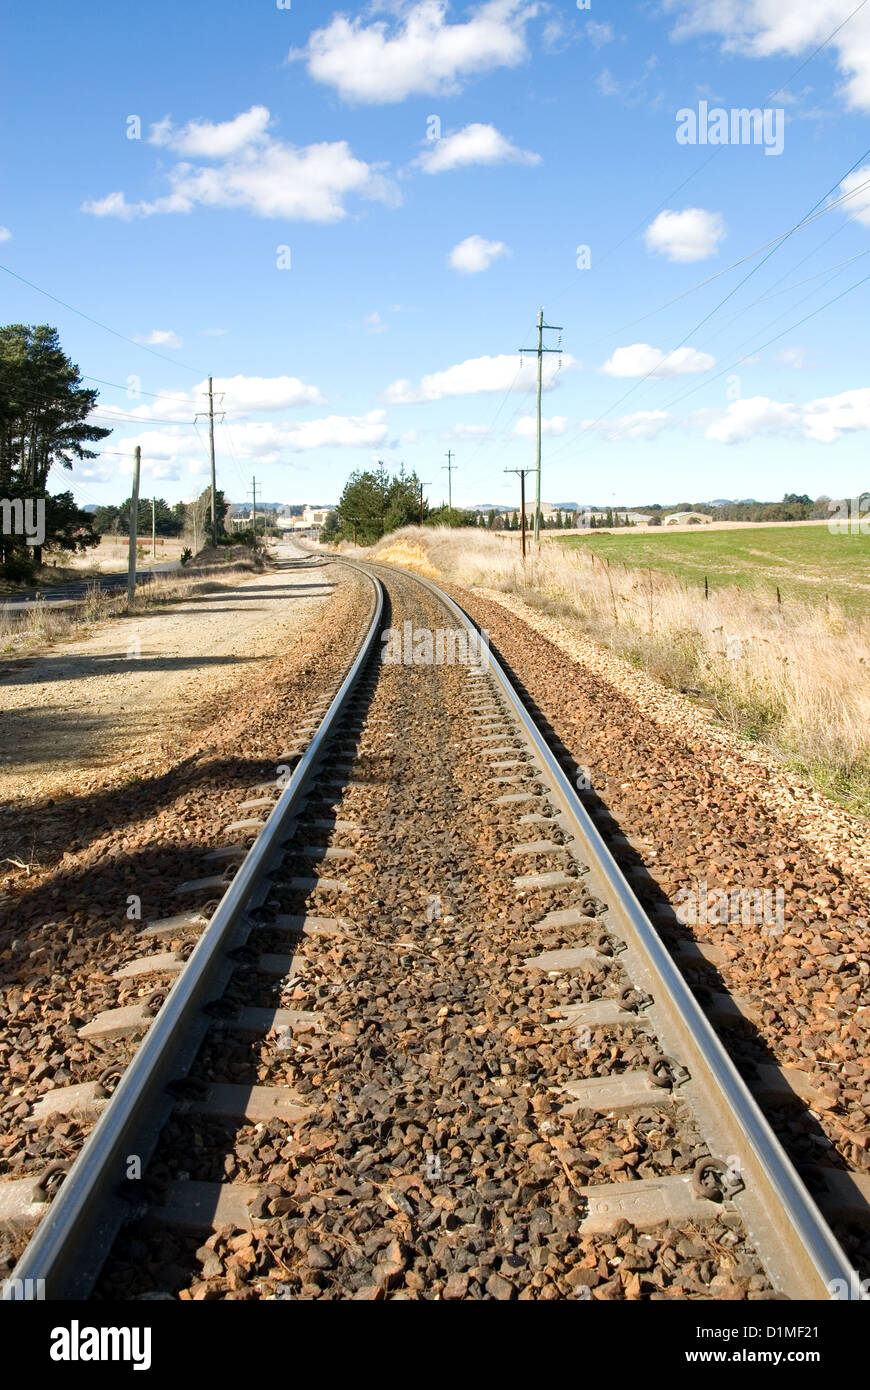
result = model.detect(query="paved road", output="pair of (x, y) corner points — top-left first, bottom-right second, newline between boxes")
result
(0, 561), (179, 614)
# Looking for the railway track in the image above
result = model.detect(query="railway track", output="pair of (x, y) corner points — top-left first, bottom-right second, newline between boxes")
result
(3, 556), (865, 1300)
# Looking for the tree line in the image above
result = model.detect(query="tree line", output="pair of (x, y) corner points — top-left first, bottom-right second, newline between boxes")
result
(324, 466), (637, 544)
(638, 495), (838, 523)
(91, 490), (230, 543)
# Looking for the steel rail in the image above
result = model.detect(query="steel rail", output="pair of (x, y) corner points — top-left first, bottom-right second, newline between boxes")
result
(7, 566), (384, 1300)
(355, 556), (860, 1302)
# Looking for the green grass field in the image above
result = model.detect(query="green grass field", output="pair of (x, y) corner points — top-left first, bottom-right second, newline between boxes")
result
(556, 524), (870, 616)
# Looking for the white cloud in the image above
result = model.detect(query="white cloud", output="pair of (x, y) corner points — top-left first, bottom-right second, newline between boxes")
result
(83, 110), (397, 223)
(664, 1), (870, 111)
(448, 234), (510, 273)
(400, 429), (419, 444)
(0, 226), (11, 243)
(268, 411), (389, 452)
(587, 21), (615, 49)
(114, 433), (198, 480)
(135, 329), (183, 350)
(645, 208), (726, 262)
(838, 164), (870, 225)
(215, 374), (327, 413)
(541, 17), (566, 51)
(702, 397), (802, 444)
(84, 192), (134, 219)
(445, 423), (493, 439)
(777, 347), (808, 370)
(700, 388), (870, 444)
(149, 106), (272, 158)
(200, 327), (227, 337)
(601, 343), (715, 378)
(385, 351), (575, 403)
(75, 460), (116, 484)
(290, 0), (537, 104)
(802, 388), (870, 442)
(588, 410), (670, 441)
(366, 311), (387, 334)
(596, 54), (662, 105)
(123, 374), (326, 423)
(597, 68), (620, 97)
(113, 411), (390, 473)
(513, 415), (567, 436)
(418, 122), (540, 173)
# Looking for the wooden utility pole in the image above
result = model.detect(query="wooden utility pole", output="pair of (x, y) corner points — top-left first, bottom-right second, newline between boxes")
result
(505, 466), (534, 562)
(250, 477), (258, 539)
(443, 451), (457, 524)
(418, 479), (432, 527)
(151, 496), (156, 560)
(208, 376), (217, 548)
(519, 309), (563, 543)
(127, 445), (141, 607)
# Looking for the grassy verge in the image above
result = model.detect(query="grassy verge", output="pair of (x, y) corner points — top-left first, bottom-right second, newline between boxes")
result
(365, 528), (870, 816)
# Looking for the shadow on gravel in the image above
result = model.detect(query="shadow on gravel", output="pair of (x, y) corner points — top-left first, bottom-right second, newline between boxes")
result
(473, 630), (870, 1279)
(0, 588), (389, 995)
(0, 752), (279, 911)
(0, 654), (261, 690)
(192, 583), (336, 598)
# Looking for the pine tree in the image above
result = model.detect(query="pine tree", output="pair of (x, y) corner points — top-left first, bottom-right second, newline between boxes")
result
(0, 323), (109, 575)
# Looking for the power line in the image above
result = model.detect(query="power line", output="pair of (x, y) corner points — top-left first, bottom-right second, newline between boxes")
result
(574, 268), (870, 455)
(766, 0), (870, 101)
(82, 375), (202, 402)
(450, 312), (541, 473)
(582, 176), (870, 350)
(0, 262), (206, 374)
(461, 159), (870, 484)
(544, 0), (870, 309)
(88, 408), (201, 428)
(692, 248), (865, 355)
(547, 140), (870, 460)
(220, 419), (250, 494)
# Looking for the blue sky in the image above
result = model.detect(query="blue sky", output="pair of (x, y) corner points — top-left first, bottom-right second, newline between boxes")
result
(2, 0), (870, 511)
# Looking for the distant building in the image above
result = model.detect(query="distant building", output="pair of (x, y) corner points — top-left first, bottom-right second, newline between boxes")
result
(282, 504), (336, 537)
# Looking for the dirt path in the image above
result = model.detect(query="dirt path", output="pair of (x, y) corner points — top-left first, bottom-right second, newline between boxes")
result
(0, 549), (337, 809)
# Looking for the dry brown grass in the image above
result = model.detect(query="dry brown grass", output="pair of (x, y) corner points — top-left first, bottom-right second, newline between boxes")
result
(360, 527), (870, 813)
(0, 554), (265, 660)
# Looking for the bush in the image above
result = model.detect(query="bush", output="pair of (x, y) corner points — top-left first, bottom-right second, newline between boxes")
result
(0, 551), (35, 583)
